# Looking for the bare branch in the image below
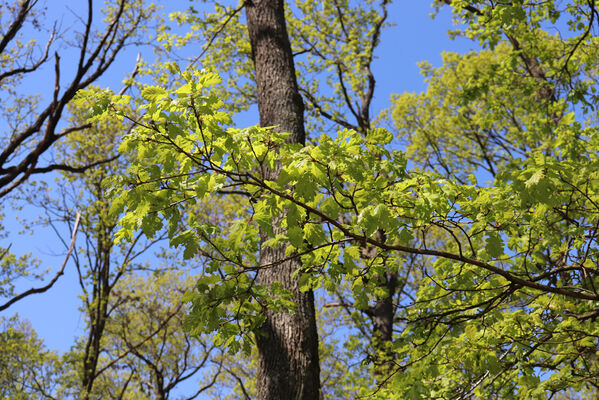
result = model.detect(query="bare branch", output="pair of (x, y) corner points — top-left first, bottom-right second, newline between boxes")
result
(299, 87), (360, 131)
(29, 154), (120, 174)
(0, 210), (81, 312)
(0, 27), (54, 84)
(0, 0), (150, 197)
(0, 0), (36, 54)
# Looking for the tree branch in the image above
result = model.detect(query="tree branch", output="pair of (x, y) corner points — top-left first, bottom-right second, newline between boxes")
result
(0, 210), (81, 312)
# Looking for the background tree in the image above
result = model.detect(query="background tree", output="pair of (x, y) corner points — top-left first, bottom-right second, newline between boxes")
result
(0, 0), (155, 312)
(99, 272), (224, 400)
(3, 80), (226, 399)
(0, 0), (153, 197)
(385, 2), (599, 397)
(0, 315), (60, 399)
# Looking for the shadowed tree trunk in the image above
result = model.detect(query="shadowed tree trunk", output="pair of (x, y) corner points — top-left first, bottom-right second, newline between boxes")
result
(369, 271), (398, 380)
(245, 1), (321, 399)
(81, 219), (112, 400)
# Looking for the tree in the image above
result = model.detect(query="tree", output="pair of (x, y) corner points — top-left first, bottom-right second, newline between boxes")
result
(100, 272), (224, 400)
(6, 0), (398, 398)
(0, 0), (155, 312)
(23, 87), (161, 399)
(385, 1), (599, 397)
(162, 0), (401, 381)
(244, 1), (321, 399)
(86, 0), (599, 398)
(24, 86), (230, 399)
(0, 315), (60, 399)
(0, 0), (153, 197)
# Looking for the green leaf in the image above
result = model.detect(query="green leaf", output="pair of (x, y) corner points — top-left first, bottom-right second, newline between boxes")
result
(465, 324), (477, 340)
(485, 233), (504, 258)
(287, 225), (304, 247)
(524, 169), (544, 187)
(398, 228), (413, 244)
(295, 175), (316, 202)
(367, 127), (393, 144)
(305, 223), (326, 245)
(142, 86), (168, 101)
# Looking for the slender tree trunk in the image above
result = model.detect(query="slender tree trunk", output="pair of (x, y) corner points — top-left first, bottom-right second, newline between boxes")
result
(245, 1), (321, 399)
(82, 228), (111, 399)
(361, 232), (398, 381)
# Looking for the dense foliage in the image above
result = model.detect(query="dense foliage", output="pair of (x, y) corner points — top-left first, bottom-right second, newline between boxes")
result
(3, 0), (599, 399)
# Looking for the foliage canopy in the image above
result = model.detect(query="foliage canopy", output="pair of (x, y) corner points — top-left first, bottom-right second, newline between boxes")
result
(88, 0), (599, 392)
(4, 0), (599, 398)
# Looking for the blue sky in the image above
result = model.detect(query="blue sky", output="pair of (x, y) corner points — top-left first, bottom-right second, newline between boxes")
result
(2, 0), (477, 383)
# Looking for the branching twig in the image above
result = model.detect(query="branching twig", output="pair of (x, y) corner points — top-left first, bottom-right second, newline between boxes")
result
(0, 210), (81, 312)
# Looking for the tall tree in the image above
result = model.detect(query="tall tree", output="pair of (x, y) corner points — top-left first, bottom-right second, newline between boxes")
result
(101, 272), (224, 400)
(244, 1), (320, 398)
(160, 0), (399, 382)
(0, 315), (60, 399)
(0, 0), (152, 197)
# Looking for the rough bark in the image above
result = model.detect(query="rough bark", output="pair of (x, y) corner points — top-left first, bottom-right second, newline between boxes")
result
(245, 1), (321, 399)
(369, 271), (398, 380)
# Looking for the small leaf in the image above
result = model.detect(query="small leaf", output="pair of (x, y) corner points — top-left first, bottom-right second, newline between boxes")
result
(142, 86), (168, 101)
(485, 233), (504, 258)
(524, 169), (544, 187)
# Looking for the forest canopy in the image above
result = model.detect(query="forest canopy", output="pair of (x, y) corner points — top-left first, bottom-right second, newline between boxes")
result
(2, 0), (599, 399)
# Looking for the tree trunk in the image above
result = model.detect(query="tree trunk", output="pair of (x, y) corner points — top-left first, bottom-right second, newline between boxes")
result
(81, 227), (112, 400)
(245, 1), (321, 399)
(370, 271), (397, 380)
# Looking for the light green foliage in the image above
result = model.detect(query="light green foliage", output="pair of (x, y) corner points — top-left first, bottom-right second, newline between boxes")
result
(103, 47), (599, 400)
(287, 0), (390, 134)
(155, 0), (389, 134)
(0, 239), (41, 301)
(52, 85), (226, 399)
(151, 4), (402, 384)
(99, 271), (224, 399)
(316, 292), (379, 398)
(393, 42), (547, 181)
(86, 71), (295, 352)
(77, 0), (599, 398)
(0, 316), (60, 399)
(387, 1), (599, 397)
(10, 82), (225, 399)
(391, 35), (598, 183)
(2, 1), (243, 399)
(48, 271), (224, 400)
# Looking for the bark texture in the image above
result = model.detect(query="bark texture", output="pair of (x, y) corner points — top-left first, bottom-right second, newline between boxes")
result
(245, 1), (321, 399)
(370, 271), (397, 380)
